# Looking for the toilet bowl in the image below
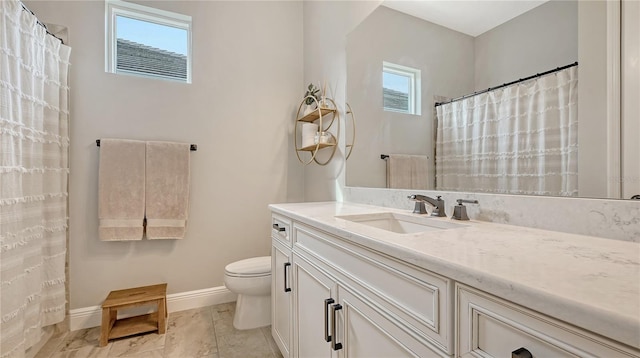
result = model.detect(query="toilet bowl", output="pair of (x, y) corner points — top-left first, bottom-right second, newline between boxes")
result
(223, 256), (271, 330)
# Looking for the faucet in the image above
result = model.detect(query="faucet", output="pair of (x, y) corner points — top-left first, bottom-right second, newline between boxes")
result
(407, 195), (446, 217)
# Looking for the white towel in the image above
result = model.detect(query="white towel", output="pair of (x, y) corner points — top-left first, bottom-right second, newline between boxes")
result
(98, 139), (146, 241)
(386, 154), (429, 190)
(145, 141), (191, 239)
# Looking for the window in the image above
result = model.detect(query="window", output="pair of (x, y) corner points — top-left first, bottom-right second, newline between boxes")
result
(383, 62), (421, 115)
(105, 0), (192, 83)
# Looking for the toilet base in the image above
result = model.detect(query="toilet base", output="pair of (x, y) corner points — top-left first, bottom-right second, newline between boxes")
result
(233, 293), (271, 330)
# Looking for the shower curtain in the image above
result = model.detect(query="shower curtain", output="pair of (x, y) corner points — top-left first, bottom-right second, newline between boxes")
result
(1, 0), (71, 357)
(435, 66), (578, 196)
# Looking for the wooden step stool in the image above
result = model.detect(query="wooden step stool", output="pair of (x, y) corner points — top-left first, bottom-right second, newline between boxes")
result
(100, 283), (167, 347)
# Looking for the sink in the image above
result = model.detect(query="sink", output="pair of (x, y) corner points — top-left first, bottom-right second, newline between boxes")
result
(335, 212), (466, 234)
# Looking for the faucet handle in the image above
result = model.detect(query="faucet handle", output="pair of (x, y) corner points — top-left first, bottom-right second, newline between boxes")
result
(452, 199), (478, 221)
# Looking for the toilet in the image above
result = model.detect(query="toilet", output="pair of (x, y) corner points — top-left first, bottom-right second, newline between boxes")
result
(223, 256), (272, 330)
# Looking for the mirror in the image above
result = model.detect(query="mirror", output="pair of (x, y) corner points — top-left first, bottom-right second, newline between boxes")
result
(346, 0), (621, 199)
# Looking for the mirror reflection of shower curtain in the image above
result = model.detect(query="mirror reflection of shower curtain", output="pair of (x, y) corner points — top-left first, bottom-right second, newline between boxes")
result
(435, 66), (578, 196)
(1, 0), (71, 356)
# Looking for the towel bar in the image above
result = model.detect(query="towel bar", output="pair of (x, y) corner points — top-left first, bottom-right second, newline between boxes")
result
(96, 139), (197, 151)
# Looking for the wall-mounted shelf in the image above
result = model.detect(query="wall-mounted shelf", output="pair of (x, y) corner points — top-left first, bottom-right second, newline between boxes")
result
(294, 96), (339, 166)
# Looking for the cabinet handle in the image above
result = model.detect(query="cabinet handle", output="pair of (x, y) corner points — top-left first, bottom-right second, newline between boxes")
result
(324, 298), (335, 342)
(273, 223), (286, 232)
(331, 304), (343, 351)
(512, 347), (533, 358)
(283, 262), (291, 292)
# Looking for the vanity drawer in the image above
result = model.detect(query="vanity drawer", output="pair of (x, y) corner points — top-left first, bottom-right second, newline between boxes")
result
(293, 223), (454, 354)
(456, 284), (639, 358)
(271, 213), (292, 246)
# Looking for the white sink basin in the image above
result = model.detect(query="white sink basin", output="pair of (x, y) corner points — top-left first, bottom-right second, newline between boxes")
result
(335, 212), (466, 234)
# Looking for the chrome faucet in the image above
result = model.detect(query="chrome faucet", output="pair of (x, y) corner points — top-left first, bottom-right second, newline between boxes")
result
(407, 195), (446, 217)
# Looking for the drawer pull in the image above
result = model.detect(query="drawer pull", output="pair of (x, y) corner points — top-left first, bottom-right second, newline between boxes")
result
(331, 304), (343, 351)
(512, 347), (533, 358)
(324, 298), (335, 342)
(283, 262), (291, 292)
(273, 223), (286, 232)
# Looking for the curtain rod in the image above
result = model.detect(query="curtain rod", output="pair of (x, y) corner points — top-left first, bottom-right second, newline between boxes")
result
(434, 62), (578, 107)
(96, 140), (198, 151)
(20, 1), (64, 44)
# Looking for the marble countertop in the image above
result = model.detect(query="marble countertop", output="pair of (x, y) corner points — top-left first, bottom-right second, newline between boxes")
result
(269, 201), (640, 349)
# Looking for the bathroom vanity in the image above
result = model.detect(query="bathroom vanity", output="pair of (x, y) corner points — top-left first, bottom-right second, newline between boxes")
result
(270, 202), (640, 357)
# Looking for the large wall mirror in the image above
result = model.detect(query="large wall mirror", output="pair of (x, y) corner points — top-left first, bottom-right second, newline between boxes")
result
(345, 0), (632, 200)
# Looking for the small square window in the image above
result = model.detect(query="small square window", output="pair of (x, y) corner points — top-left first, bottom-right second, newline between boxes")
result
(383, 62), (421, 115)
(105, 0), (192, 83)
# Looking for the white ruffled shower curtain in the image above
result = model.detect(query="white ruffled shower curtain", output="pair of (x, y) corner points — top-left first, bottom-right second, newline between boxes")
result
(1, 0), (71, 357)
(435, 66), (578, 196)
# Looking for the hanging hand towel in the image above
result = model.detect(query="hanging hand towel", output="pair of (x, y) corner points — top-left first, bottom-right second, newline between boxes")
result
(99, 139), (146, 241)
(145, 141), (191, 239)
(386, 154), (429, 190)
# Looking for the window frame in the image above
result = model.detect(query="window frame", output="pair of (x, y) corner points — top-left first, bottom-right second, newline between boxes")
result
(382, 61), (422, 115)
(105, 0), (192, 83)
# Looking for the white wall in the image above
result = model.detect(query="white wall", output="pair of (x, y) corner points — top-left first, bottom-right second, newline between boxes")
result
(346, 6), (474, 188)
(474, 0), (578, 90)
(26, 0), (304, 309)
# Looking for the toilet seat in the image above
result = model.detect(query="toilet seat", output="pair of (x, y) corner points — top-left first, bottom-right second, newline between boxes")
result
(225, 256), (271, 278)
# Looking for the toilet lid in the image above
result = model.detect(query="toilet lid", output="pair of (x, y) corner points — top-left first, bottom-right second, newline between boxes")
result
(225, 256), (271, 276)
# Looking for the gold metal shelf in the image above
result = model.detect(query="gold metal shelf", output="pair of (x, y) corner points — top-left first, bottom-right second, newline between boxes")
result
(294, 96), (340, 166)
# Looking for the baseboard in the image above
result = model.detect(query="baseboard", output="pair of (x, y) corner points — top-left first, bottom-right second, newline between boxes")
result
(70, 286), (236, 331)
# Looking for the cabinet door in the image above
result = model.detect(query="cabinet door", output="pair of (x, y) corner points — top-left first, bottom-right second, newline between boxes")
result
(272, 240), (292, 357)
(293, 253), (337, 358)
(336, 285), (447, 358)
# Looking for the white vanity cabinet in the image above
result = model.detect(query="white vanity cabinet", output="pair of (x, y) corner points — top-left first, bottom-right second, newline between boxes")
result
(270, 205), (640, 358)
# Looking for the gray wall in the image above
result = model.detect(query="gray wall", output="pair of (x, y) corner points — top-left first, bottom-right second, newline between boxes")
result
(474, 0), (578, 90)
(26, 0), (304, 309)
(346, 6), (475, 189)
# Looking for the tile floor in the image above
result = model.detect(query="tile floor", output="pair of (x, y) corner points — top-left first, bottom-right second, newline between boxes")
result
(35, 302), (283, 358)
